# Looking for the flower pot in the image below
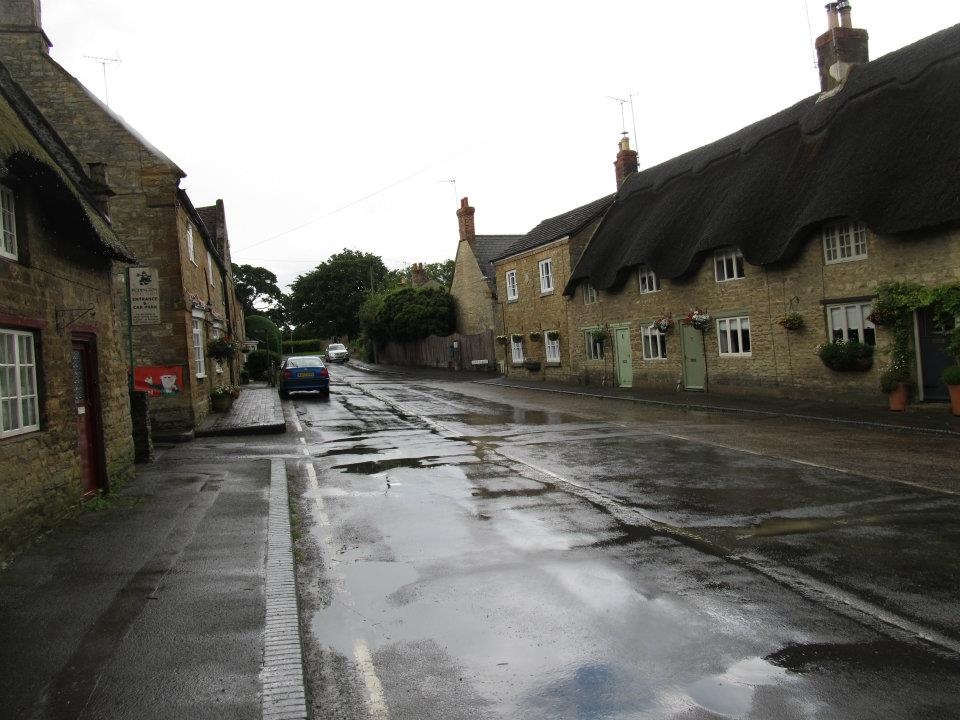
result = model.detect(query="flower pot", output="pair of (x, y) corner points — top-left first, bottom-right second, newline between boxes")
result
(211, 394), (233, 412)
(887, 382), (909, 412)
(948, 384), (960, 416)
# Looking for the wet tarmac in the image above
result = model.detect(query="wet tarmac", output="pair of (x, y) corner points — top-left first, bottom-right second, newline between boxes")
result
(289, 365), (960, 719)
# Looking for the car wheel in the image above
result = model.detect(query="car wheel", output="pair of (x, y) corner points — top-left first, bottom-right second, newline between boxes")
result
(279, 389), (290, 399)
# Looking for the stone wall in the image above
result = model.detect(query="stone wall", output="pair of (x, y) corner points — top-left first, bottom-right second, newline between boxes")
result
(0, 187), (134, 560)
(450, 240), (498, 335)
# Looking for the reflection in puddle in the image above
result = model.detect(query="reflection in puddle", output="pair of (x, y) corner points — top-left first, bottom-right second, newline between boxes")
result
(458, 408), (570, 426)
(471, 484), (555, 500)
(685, 657), (790, 717)
(332, 457), (441, 474)
(319, 444), (396, 457)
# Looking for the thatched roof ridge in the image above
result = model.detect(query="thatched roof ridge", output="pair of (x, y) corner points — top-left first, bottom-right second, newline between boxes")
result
(566, 23), (960, 294)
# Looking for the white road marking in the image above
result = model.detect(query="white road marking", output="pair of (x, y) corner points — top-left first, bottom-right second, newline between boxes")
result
(292, 416), (303, 433)
(354, 639), (389, 720)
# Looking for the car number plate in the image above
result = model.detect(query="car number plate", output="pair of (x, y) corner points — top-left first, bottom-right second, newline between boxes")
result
(298, 371), (313, 378)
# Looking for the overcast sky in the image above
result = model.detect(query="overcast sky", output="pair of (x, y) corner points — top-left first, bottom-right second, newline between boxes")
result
(40, 1), (960, 290)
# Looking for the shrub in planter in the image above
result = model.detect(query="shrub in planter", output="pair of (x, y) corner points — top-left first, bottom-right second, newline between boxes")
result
(943, 365), (960, 386)
(879, 363), (910, 393)
(246, 349), (281, 380)
(943, 365), (960, 416)
(816, 340), (874, 371)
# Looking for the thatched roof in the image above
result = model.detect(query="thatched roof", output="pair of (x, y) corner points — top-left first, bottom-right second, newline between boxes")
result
(0, 61), (134, 262)
(566, 23), (960, 294)
(495, 194), (615, 262)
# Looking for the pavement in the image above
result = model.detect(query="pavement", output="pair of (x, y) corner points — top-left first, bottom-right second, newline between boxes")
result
(352, 361), (960, 436)
(195, 382), (287, 437)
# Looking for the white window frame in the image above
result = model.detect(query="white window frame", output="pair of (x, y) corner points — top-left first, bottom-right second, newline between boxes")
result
(505, 270), (518, 301)
(0, 328), (40, 438)
(583, 282), (597, 305)
(714, 248), (745, 282)
(585, 330), (604, 361)
(510, 337), (524, 364)
(638, 264), (660, 294)
(187, 223), (196, 265)
(0, 186), (17, 261)
(641, 324), (668, 360)
(827, 302), (875, 345)
(539, 258), (554, 294)
(545, 333), (560, 363)
(717, 316), (752, 357)
(823, 222), (868, 264)
(192, 314), (206, 377)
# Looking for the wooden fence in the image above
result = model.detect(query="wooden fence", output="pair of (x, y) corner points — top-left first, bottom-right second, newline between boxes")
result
(378, 330), (499, 373)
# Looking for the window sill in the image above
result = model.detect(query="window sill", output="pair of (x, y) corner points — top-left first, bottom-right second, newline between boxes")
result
(824, 255), (867, 265)
(643, 357), (669, 362)
(540, 289), (555, 297)
(507, 298), (518, 303)
(545, 361), (561, 366)
(0, 426), (40, 441)
(715, 277), (745, 283)
(196, 373), (207, 379)
(718, 354), (752, 359)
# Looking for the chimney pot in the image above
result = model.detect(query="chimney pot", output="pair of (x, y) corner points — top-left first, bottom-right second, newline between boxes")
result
(456, 196), (476, 245)
(614, 135), (639, 189)
(825, 2), (840, 29)
(837, 0), (853, 28)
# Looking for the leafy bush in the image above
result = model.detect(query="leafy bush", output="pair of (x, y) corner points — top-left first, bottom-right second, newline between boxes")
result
(943, 365), (960, 386)
(816, 340), (874, 371)
(245, 315), (281, 353)
(245, 349), (281, 380)
(880, 363), (910, 393)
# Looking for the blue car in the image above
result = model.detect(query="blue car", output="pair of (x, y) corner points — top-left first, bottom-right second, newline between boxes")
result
(279, 355), (330, 398)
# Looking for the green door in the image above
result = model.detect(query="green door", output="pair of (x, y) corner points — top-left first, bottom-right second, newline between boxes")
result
(681, 324), (706, 390)
(614, 327), (632, 387)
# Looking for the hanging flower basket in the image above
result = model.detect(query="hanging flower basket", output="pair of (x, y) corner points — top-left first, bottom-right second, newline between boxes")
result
(207, 336), (244, 362)
(777, 311), (805, 331)
(495, 335), (508, 345)
(546, 330), (560, 341)
(510, 333), (524, 343)
(589, 329), (608, 344)
(653, 317), (674, 333)
(528, 331), (543, 342)
(681, 308), (711, 331)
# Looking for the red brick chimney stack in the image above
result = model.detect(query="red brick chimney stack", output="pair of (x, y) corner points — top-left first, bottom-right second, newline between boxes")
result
(815, 1), (869, 93)
(456, 197), (476, 246)
(614, 135), (639, 189)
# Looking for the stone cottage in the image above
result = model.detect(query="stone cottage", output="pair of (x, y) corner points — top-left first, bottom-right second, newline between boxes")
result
(565, 7), (960, 402)
(0, 59), (135, 558)
(0, 1), (245, 435)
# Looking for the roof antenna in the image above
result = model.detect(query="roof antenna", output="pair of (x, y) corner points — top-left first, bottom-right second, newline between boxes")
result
(84, 55), (121, 107)
(802, 0), (819, 68)
(439, 178), (458, 208)
(608, 96), (629, 136)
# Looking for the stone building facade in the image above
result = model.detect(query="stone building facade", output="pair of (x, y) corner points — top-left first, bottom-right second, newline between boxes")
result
(449, 197), (520, 336)
(564, 12), (960, 403)
(0, 60), (135, 559)
(0, 2), (244, 434)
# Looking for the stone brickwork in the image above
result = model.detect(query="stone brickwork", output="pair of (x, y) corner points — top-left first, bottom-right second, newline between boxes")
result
(451, 239), (499, 336)
(0, 23), (245, 433)
(494, 219), (601, 382)
(0, 188), (134, 560)
(565, 227), (960, 400)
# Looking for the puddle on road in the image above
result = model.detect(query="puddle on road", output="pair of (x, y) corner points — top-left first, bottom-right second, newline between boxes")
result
(331, 457), (442, 474)
(685, 656), (792, 718)
(457, 409), (572, 426)
(765, 639), (960, 674)
(471, 484), (556, 500)
(319, 445), (397, 458)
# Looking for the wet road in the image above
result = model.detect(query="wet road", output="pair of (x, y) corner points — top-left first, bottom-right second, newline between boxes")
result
(288, 364), (960, 719)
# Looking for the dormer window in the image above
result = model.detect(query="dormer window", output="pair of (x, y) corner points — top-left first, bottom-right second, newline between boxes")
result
(638, 264), (660, 293)
(714, 248), (745, 282)
(823, 221), (867, 264)
(0, 186), (18, 261)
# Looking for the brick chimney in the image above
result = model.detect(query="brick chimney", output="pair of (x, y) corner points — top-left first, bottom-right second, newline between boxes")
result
(815, 1), (869, 93)
(0, 0), (51, 54)
(410, 262), (428, 288)
(456, 197), (476, 247)
(614, 135), (638, 188)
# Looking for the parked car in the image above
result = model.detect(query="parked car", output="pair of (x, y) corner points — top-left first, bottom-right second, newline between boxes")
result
(279, 355), (329, 398)
(325, 343), (350, 363)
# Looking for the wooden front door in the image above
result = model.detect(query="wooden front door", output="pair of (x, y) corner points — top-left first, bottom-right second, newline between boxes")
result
(680, 324), (706, 391)
(917, 308), (953, 401)
(71, 339), (103, 497)
(614, 327), (632, 387)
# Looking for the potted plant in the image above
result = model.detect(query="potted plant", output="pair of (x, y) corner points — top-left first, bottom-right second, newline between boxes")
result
(816, 340), (874, 371)
(777, 311), (804, 331)
(546, 330), (560, 342)
(528, 331), (543, 342)
(880, 363), (911, 411)
(681, 308), (711, 331)
(653, 317), (674, 333)
(210, 384), (236, 412)
(943, 365), (960, 416)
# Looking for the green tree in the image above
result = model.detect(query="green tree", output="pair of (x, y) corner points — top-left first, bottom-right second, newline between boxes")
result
(245, 315), (282, 354)
(361, 286), (455, 342)
(423, 260), (456, 288)
(288, 249), (388, 338)
(232, 264), (288, 330)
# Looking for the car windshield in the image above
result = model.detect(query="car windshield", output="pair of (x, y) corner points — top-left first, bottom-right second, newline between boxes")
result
(286, 356), (323, 368)
(328, 344), (346, 352)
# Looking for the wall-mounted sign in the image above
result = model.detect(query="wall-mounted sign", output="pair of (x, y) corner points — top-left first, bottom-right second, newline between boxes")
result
(134, 365), (183, 397)
(129, 267), (160, 325)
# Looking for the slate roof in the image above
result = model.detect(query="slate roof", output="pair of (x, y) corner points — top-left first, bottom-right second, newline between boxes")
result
(0, 61), (134, 262)
(567, 23), (960, 294)
(473, 234), (523, 284)
(495, 194), (615, 262)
